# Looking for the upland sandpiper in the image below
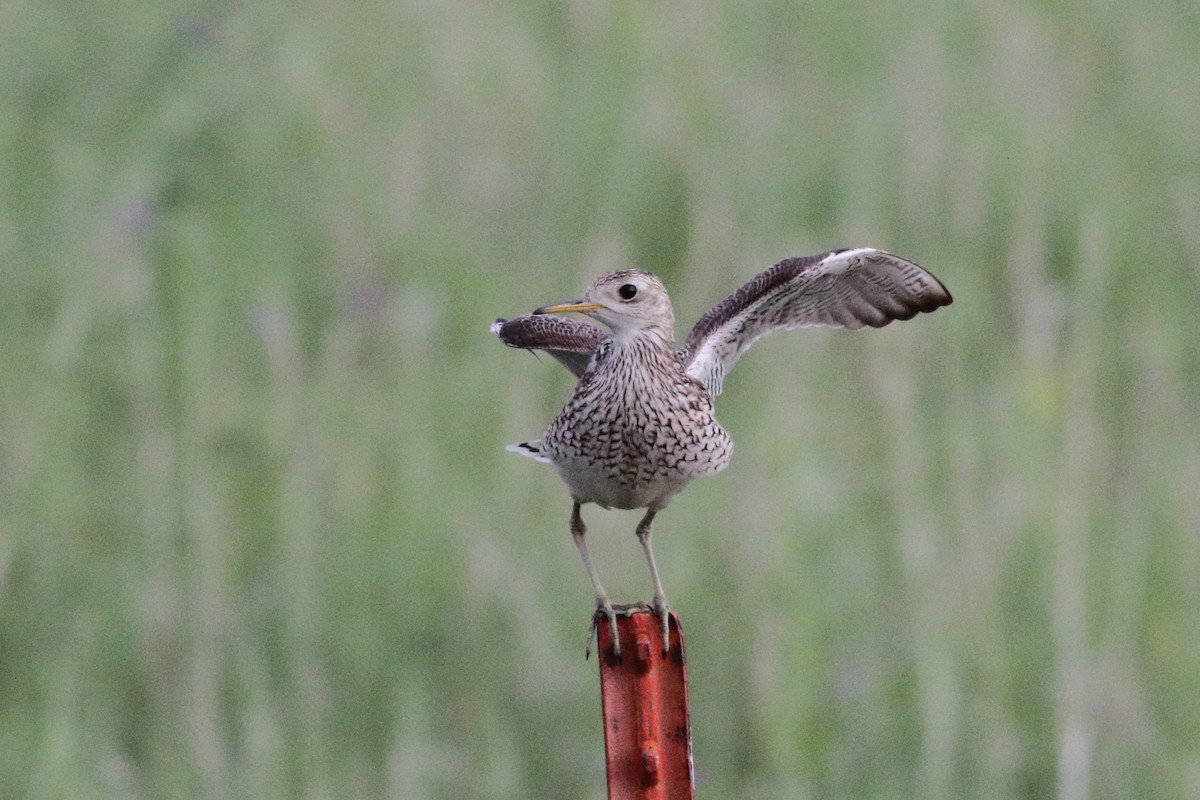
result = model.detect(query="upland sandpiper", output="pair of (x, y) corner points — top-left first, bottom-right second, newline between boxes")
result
(493, 248), (951, 656)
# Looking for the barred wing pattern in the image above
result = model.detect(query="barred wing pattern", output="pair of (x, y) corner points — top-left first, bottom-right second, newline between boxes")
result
(679, 248), (952, 397)
(491, 314), (609, 378)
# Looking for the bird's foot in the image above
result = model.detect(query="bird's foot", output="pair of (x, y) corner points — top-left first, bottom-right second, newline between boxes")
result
(586, 595), (622, 659)
(651, 592), (671, 655)
(584, 600), (672, 659)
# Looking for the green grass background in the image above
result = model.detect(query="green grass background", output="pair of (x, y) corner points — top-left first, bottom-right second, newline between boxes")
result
(3, 1), (1199, 797)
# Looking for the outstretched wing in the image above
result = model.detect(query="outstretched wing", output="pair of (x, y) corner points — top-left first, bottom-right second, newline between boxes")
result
(679, 248), (952, 396)
(491, 314), (609, 378)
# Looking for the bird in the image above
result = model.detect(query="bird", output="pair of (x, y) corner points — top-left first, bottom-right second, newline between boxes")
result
(492, 248), (951, 657)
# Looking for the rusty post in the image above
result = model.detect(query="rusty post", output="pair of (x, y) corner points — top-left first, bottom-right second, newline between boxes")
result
(596, 608), (694, 799)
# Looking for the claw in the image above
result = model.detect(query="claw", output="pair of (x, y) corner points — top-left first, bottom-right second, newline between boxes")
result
(651, 593), (671, 655)
(586, 598), (621, 659)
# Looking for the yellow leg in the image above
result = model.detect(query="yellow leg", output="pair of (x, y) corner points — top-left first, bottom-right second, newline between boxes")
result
(571, 503), (620, 657)
(635, 510), (671, 654)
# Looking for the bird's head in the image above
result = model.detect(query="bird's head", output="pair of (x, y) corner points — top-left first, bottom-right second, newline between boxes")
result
(534, 270), (675, 342)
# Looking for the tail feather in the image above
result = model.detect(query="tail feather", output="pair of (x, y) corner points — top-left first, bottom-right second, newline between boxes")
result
(506, 440), (552, 463)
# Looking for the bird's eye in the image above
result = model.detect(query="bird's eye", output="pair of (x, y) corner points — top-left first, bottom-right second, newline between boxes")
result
(618, 284), (638, 301)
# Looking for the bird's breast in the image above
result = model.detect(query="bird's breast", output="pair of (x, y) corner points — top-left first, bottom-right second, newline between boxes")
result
(543, 343), (733, 507)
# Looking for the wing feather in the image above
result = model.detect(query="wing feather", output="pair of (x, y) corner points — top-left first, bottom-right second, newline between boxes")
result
(679, 248), (952, 395)
(491, 314), (609, 378)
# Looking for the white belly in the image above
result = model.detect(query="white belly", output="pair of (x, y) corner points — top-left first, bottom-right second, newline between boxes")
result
(551, 456), (701, 510)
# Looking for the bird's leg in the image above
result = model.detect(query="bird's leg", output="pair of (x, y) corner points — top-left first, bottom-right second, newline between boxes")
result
(635, 509), (671, 654)
(571, 502), (620, 658)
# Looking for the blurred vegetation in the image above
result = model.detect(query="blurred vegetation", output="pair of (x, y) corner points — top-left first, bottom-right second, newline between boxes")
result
(2, 0), (1199, 797)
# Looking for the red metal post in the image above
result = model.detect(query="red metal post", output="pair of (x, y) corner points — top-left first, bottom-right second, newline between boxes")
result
(596, 609), (694, 800)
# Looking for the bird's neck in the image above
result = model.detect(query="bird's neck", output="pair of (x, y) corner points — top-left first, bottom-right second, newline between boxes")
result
(609, 322), (675, 352)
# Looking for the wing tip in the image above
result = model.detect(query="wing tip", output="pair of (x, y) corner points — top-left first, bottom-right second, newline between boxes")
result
(823, 247), (954, 326)
(914, 276), (954, 313)
(851, 247), (955, 314)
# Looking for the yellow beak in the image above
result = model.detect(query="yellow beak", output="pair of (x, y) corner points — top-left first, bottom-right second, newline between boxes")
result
(533, 301), (604, 315)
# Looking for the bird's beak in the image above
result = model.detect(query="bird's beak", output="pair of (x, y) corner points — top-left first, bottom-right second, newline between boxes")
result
(533, 301), (604, 315)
